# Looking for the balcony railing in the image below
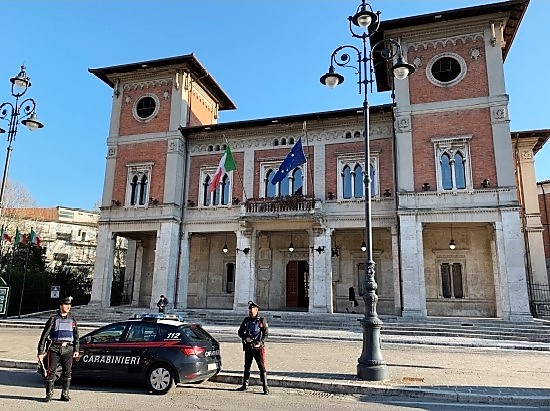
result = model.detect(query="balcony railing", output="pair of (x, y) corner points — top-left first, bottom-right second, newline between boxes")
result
(245, 195), (316, 213)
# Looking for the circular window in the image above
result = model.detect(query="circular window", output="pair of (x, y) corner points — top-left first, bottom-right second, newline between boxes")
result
(133, 94), (159, 122)
(426, 53), (466, 87)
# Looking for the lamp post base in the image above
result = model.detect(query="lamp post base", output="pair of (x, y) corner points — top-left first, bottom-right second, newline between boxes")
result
(356, 316), (390, 381)
(357, 363), (389, 381)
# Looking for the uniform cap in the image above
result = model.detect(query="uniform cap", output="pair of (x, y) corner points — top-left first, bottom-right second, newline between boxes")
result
(59, 296), (73, 305)
(248, 300), (260, 309)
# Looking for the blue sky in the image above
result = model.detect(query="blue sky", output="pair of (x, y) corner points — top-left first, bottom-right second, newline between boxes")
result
(1, 0), (548, 211)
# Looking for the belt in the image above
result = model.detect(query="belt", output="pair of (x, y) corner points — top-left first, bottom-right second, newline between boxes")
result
(52, 342), (72, 347)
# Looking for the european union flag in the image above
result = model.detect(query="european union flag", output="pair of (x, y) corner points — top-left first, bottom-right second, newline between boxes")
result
(271, 137), (307, 185)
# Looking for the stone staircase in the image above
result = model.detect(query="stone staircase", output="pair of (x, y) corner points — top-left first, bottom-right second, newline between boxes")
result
(30, 305), (547, 346)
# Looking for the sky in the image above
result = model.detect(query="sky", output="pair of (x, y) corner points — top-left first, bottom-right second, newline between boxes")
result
(1, 0), (548, 211)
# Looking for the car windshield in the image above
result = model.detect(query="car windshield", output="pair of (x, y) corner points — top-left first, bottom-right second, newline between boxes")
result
(179, 325), (214, 342)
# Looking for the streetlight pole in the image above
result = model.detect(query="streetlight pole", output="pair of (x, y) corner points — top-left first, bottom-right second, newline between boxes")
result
(320, 0), (415, 381)
(0, 65), (44, 217)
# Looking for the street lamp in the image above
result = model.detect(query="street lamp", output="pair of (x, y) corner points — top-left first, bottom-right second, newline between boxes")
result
(320, 0), (415, 381)
(0, 65), (44, 216)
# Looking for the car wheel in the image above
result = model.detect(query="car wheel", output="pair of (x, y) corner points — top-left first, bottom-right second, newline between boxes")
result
(146, 364), (174, 395)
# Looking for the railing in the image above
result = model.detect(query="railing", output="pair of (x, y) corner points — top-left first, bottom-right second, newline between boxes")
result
(529, 283), (550, 319)
(245, 195), (316, 213)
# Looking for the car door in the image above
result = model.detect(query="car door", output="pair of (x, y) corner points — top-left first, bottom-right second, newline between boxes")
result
(116, 322), (160, 380)
(75, 322), (128, 379)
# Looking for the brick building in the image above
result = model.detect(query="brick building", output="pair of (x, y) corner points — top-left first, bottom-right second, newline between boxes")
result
(89, 0), (547, 320)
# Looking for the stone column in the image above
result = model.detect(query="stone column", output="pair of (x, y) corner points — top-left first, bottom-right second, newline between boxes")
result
(174, 231), (190, 310)
(131, 241), (144, 307)
(150, 222), (180, 310)
(233, 228), (256, 311)
(399, 215), (427, 318)
(309, 227), (332, 313)
(390, 225), (402, 315)
(494, 213), (532, 321)
(90, 226), (116, 307)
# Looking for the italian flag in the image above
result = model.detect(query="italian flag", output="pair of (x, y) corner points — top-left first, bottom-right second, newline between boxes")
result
(0, 226), (11, 242)
(208, 146), (236, 193)
(29, 228), (41, 246)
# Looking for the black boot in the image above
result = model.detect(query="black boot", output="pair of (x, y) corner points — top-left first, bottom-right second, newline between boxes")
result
(60, 378), (71, 401)
(261, 372), (269, 395)
(236, 371), (250, 391)
(44, 380), (54, 402)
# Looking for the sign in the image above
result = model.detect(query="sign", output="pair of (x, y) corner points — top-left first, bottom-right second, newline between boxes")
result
(51, 286), (60, 299)
(0, 287), (9, 316)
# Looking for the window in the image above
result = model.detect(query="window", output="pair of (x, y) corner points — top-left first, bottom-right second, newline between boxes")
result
(200, 169), (232, 207)
(263, 165), (304, 197)
(125, 163), (153, 207)
(432, 136), (472, 191)
(88, 323), (127, 343)
(338, 154), (378, 200)
(54, 253), (69, 261)
(125, 323), (158, 342)
(226, 262), (235, 293)
(440, 262), (464, 299)
(427, 53), (467, 87)
(133, 94), (159, 122)
(56, 232), (72, 241)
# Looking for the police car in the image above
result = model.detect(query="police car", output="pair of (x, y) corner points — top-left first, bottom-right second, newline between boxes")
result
(42, 314), (222, 394)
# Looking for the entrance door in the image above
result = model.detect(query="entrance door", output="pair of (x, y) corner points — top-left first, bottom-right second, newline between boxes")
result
(286, 260), (309, 310)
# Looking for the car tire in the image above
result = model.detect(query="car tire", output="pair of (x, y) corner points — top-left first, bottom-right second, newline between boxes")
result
(146, 363), (174, 395)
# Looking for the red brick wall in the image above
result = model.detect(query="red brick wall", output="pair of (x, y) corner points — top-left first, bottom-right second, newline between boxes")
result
(112, 141), (167, 204)
(187, 151), (244, 204)
(325, 139), (394, 198)
(119, 82), (172, 136)
(253, 145), (315, 198)
(408, 39), (489, 105)
(412, 109), (496, 190)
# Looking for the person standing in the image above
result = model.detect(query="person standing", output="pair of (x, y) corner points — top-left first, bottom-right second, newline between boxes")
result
(347, 286), (358, 314)
(37, 296), (80, 402)
(236, 301), (269, 394)
(157, 295), (169, 313)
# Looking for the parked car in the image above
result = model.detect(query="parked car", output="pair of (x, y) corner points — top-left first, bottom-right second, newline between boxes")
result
(38, 313), (222, 394)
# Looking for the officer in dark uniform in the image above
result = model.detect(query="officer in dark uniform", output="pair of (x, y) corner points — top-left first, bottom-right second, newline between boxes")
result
(236, 300), (269, 394)
(37, 296), (80, 402)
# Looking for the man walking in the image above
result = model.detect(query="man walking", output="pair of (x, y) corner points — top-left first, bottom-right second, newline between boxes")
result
(37, 296), (80, 402)
(236, 301), (269, 394)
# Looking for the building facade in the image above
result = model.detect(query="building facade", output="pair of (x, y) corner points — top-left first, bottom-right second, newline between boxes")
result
(3, 206), (100, 268)
(89, 0), (547, 321)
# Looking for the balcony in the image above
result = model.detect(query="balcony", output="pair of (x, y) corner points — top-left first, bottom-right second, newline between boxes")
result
(245, 195), (316, 213)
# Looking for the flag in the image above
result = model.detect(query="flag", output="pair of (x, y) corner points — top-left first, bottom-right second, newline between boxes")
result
(14, 227), (22, 244)
(29, 228), (41, 246)
(208, 145), (236, 193)
(0, 226), (11, 242)
(271, 137), (307, 185)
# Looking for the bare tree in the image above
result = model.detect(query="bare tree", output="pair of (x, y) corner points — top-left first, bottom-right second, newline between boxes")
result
(0, 179), (37, 233)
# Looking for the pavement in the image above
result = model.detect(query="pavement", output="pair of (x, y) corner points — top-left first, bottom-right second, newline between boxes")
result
(1, 317), (550, 407)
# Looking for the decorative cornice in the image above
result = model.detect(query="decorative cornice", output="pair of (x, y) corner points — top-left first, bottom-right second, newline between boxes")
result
(123, 78), (173, 90)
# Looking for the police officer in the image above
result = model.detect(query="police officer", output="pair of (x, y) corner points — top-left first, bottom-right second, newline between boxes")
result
(236, 301), (269, 394)
(37, 296), (80, 402)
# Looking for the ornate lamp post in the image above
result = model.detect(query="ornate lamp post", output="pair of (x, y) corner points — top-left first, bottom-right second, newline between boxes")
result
(0, 65), (44, 216)
(320, 0), (415, 381)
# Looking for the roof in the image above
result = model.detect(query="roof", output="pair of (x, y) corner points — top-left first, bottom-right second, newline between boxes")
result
(511, 129), (550, 155)
(370, 0), (530, 91)
(89, 54), (236, 111)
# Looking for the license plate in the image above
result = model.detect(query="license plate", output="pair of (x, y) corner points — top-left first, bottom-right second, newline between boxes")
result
(207, 362), (218, 371)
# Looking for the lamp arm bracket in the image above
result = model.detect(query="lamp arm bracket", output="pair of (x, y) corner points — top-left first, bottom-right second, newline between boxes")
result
(16, 98), (37, 119)
(0, 102), (15, 120)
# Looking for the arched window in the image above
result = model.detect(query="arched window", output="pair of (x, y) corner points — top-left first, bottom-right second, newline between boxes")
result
(342, 165), (352, 199)
(139, 175), (148, 205)
(369, 163), (377, 197)
(354, 164), (364, 198)
(203, 176), (211, 206)
(441, 153), (453, 190)
(265, 169), (277, 197)
(454, 152), (466, 189)
(291, 168), (303, 195)
(130, 175), (139, 206)
(221, 174), (230, 205)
